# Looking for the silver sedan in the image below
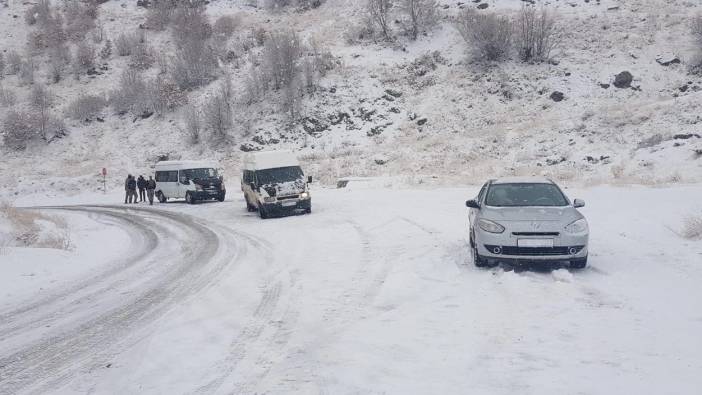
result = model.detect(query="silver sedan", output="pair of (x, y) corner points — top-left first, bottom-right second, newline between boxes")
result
(466, 177), (589, 269)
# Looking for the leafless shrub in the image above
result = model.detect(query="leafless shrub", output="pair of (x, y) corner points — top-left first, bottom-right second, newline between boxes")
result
(400, 0), (438, 40)
(0, 53), (5, 80)
(171, 38), (218, 91)
(263, 30), (302, 90)
(63, 0), (98, 41)
(344, 18), (376, 44)
(265, 0), (325, 10)
(65, 94), (108, 121)
(110, 69), (150, 115)
(29, 84), (66, 142)
(682, 215), (702, 240)
(213, 15), (240, 39)
(171, 4), (212, 46)
(367, 0), (393, 41)
(457, 9), (513, 61)
(74, 41), (96, 72)
(48, 45), (71, 83)
(0, 202), (71, 250)
(0, 85), (16, 107)
(24, 0), (51, 26)
(515, 5), (561, 62)
(19, 59), (35, 85)
(6, 51), (21, 75)
(204, 80), (234, 141)
(2, 111), (35, 150)
(183, 104), (202, 144)
(28, 12), (66, 52)
(146, 0), (177, 30)
(147, 77), (187, 115)
(690, 15), (702, 75)
(99, 39), (112, 60)
(129, 42), (155, 70)
(115, 32), (140, 56)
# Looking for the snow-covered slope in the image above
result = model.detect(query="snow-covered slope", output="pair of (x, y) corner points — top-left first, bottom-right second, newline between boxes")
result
(0, 0), (701, 199)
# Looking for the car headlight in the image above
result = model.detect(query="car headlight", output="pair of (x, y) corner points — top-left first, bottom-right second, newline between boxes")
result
(264, 196), (276, 203)
(565, 218), (588, 234)
(478, 219), (505, 234)
(300, 192), (309, 199)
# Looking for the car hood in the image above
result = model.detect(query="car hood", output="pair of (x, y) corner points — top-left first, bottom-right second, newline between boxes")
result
(482, 206), (583, 224)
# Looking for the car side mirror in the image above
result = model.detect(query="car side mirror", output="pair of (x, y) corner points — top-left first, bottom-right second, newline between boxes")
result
(307, 175), (313, 184)
(573, 199), (585, 208)
(466, 199), (480, 209)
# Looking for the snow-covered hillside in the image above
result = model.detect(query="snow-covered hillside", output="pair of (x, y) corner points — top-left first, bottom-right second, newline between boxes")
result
(0, 0), (700, 200)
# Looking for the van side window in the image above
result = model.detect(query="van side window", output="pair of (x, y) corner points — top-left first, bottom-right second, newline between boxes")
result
(155, 171), (167, 182)
(167, 171), (178, 182)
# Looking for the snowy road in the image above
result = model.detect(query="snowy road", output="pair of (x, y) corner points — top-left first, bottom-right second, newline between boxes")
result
(1, 185), (701, 394)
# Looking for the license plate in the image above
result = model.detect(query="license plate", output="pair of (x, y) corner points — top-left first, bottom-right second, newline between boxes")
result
(281, 200), (297, 207)
(518, 239), (553, 248)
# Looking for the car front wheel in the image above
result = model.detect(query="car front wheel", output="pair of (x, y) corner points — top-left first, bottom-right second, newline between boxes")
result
(471, 232), (489, 268)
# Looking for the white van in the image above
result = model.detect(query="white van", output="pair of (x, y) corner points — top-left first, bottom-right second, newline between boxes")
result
(241, 151), (312, 218)
(154, 160), (226, 204)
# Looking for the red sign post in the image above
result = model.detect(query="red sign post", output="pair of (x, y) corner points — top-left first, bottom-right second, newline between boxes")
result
(101, 168), (107, 193)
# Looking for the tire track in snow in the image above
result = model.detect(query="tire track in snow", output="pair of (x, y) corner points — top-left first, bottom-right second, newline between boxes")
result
(0, 205), (241, 395)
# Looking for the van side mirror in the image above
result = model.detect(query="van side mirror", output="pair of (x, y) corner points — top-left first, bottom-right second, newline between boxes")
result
(307, 175), (313, 184)
(573, 199), (585, 208)
(181, 179), (190, 185)
(466, 199), (480, 209)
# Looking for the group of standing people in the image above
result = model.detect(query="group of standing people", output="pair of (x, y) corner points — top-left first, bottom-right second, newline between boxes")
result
(124, 174), (156, 205)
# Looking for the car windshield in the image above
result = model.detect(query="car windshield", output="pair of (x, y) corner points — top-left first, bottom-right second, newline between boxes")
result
(256, 166), (304, 185)
(485, 183), (569, 207)
(182, 168), (218, 180)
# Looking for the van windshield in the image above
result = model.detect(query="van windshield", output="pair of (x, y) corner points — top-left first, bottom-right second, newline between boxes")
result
(256, 166), (304, 185)
(182, 168), (218, 180)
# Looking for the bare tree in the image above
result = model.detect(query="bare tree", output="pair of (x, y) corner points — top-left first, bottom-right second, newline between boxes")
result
(171, 4), (212, 46)
(19, 58), (35, 85)
(263, 30), (302, 90)
(74, 41), (96, 72)
(516, 5), (561, 62)
(171, 38), (218, 90)
(48, 45), (71, 83)
(0, 84), (16, 107)
(368, 0), (393, 40)
(6, 51), (21, 75)
(0, 53), (5, 80)
(65, 94), (107, 121)
(400, 0), (437, 40)
(2, 111), (35, 150)
(204, 81), (234, 141)
(457, 9), (513, 61)
(213, 15), (240, 40)
(28, 84), (65, 142)
(691, 15), (702, 75)
(183, 104), (202, 144)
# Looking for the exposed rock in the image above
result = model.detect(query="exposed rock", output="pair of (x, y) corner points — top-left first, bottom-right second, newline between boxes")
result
(301, 117), (329, 136)
(550, 91), (565, 102)
(417, 118), (428, 126)
(385, 89), (403, 98)
(239, 143), (260, 152)
(599, 83), (610, 89)
(546, 156), (566, 166)
(252, 135), (280, 145)
(328, 111), (352, 126)
(373, 154), (389, 165)
(389, 107), (401, 114)
(477, 3), (488, 9)
(674, 133), (701, 140)
(613, 71), (633, 89)
(637, 134), (663, 149)
(655, 53), (680, 66)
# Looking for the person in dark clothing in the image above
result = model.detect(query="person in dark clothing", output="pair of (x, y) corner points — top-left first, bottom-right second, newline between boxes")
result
(146, 176), (157, 205)
(124, 174), (132, 204)
(127, 176), (138, 204)
(137, 175), (146, 202)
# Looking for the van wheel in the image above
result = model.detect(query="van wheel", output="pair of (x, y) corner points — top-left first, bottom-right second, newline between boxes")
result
(258, 205), (268, 219)
(156, 191), (167, 203)
(216, 193), (225, 202)
(185, 192), (196, 205)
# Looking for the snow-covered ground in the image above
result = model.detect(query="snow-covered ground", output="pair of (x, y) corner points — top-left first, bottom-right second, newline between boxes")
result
(1, 183), (701, 394)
